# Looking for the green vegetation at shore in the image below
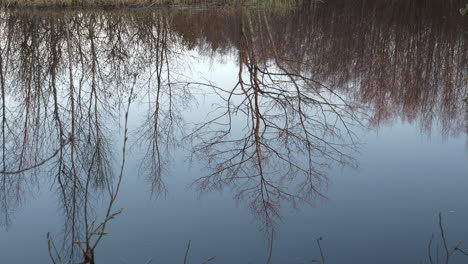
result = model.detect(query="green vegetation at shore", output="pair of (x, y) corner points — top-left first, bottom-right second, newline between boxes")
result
(0, 0), (307, 8)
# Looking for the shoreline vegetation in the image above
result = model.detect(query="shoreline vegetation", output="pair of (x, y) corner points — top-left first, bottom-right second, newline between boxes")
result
(0, 0), (310, 9)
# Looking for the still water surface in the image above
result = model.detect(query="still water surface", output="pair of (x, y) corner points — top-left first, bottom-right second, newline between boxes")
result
(0, 1), (467, 263)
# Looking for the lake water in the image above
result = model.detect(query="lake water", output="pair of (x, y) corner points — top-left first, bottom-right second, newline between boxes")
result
(0, 1), (467, 263)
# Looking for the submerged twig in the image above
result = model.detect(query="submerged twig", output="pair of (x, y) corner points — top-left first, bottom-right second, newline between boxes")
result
(184, 240), (191, 264)
(316, 236), (325, 264)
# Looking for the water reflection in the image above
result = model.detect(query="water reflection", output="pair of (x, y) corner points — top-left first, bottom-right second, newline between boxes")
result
(134, 13), (193, 197)
(186, 8), (364, 236)
(170, 2), (467, 138)
(0, 1), (466, 262)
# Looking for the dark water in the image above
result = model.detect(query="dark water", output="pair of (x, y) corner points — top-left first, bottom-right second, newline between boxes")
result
(0, 1), (467, 263)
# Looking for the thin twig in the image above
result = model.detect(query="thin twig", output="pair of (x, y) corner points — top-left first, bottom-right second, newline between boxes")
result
(455, 247), (468, 257)
(91, 82), (135, 251)
(184, 240), (191, 264)
(316, 237), (326, 264)
(439, 213), (450, 264)
(201, 256), (216, 264)
(428, 233), (434, 264)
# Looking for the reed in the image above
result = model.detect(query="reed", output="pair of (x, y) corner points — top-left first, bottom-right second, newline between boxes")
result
(0, 0), (306, 9)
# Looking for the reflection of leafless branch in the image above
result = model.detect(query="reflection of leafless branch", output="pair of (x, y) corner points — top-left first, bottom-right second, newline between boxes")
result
(134, 14), (195, 197)
(0, 11), (190, 261)
(137, 16), (173, 197)
(47, 84), (133, 264)
(0, 31), (10, 228)
(0, 139), (70, 175)
(0, 6), (463, 263)
(188, 8), (364, 236)
(90, 85), (133, 257)
(172, 4), (466, 139)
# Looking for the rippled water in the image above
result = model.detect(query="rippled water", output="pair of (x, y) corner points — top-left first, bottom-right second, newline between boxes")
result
(0, 1), (467, 263)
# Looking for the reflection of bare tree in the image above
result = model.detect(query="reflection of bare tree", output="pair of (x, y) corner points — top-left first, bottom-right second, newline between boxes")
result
(0, 11), (128, 261)
(0, 3), (465, 262)
(0, 24), (12, 228)
(251, 1), (466, 139)
(188, 8), (364, 236)
(171, 1), (467, 139)
(135, 13), (190, 197)
(0, 14), (63, 228)
(0, 10), (196, 262)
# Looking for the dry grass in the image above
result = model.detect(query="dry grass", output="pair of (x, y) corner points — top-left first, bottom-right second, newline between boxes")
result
(0, 0), (305, 8)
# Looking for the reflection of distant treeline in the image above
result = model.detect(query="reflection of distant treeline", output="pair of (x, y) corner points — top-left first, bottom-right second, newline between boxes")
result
(0, 0), (465, 219)
(1, 0), (466, 137)
(0, 2), (466, 260)
(170, 0), (467, 137)
(0, 9), (200, 262)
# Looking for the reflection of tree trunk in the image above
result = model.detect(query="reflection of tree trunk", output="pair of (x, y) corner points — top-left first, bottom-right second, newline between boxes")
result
(0, 6), (463, 263)
(19, 33), (31, 172)
(0, 33), (8, 228)
(241, 9), (276, 233)
(50, 20), (69, 222)
(189, 9), (363, 242)
(138, 15), (182, 197)
(65, 17), (79, 256)
(153, 16), (163, 192)
(465, 103), (468, 151)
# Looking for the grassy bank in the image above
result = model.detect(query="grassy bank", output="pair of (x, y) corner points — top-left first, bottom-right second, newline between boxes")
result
(0, 0), (306, 8)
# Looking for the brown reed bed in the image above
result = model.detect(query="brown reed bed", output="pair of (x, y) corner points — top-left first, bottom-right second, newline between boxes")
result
(0, 0), (307, 9)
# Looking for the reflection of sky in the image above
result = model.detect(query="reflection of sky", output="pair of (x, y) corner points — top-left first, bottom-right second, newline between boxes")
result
(1, 39), (467, 264)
